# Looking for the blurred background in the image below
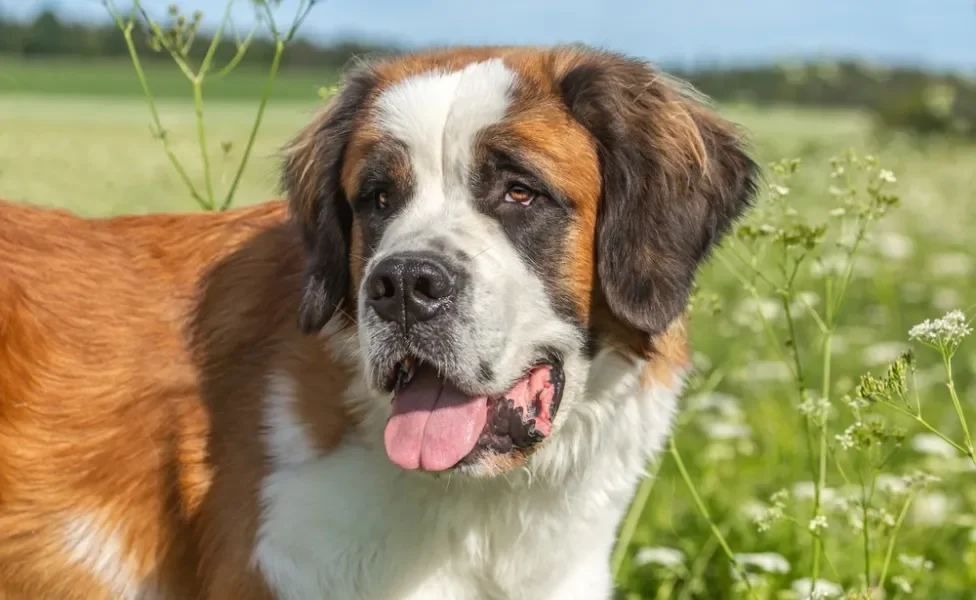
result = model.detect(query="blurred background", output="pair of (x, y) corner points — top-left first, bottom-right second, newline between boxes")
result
(1, 2), (975, 599)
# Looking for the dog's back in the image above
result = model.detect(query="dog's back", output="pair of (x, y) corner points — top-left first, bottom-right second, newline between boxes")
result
(0, 198), (290, 599)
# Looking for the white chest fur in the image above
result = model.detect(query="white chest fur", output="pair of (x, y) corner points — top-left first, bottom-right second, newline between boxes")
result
(254, 353), (682, 600)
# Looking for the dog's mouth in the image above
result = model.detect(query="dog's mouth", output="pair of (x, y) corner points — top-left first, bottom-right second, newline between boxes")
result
(382, 355), (565, 472)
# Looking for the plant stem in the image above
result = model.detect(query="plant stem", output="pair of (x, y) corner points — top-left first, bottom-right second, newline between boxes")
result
(880, 402), (970, 455)
(107, 6), (207, 210)
(217, 24), (259, 77)
(676, 534), (720, 600)
(943, 354), (975, 461)
(878, 493), (915, 591)
(221, 39), (285, 211)
(611, 458), (663, 579)
(669, 437), (756, 599)
(811, 331), (832, 583)
(860, 472), (877, 589)
(192, 80), (215, 209)
(188, 0), (236, 210)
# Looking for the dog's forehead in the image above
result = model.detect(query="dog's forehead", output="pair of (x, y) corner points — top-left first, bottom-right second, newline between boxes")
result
(373, 59), (515, 191)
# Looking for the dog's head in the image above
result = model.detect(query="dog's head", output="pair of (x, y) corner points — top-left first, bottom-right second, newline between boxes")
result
(283, 46), (758, 477)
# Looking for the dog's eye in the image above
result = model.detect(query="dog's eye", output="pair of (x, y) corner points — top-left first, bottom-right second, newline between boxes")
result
(504, 184), (537, 206)
(374, 191), (390, 211)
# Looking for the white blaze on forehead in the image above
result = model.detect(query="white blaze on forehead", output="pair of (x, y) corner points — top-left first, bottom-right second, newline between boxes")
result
(374, 58), (515, 221)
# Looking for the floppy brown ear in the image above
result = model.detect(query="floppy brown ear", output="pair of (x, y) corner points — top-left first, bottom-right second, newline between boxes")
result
(282, 67), (377, 334)
(558, 49), (759, 336)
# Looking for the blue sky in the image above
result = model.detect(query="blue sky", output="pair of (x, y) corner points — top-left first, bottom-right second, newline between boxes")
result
(5, 0), (976, 72)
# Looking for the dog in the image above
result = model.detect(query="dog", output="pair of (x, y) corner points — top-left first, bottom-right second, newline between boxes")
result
(0, 45), (758, 599)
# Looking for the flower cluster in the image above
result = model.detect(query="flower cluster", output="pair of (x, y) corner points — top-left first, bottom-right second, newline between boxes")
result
(908, 309), (972, 352)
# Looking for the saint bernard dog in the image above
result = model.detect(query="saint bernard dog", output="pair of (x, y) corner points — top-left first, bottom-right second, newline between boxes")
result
(0, 45), (758, 599)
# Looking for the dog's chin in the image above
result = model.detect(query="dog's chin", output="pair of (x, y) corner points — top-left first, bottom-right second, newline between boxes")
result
(372, 353), (566, 477)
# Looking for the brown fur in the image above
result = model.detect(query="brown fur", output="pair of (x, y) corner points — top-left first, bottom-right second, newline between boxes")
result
(0, 199), (352, 599)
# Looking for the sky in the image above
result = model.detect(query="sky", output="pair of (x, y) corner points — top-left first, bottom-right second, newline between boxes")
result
(4, 0), (976, 73)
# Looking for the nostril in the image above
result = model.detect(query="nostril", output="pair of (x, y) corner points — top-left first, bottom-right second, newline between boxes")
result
(413, 267), (455, 302)
(413, 275), (437, 300)
(368, 274), (396, 301)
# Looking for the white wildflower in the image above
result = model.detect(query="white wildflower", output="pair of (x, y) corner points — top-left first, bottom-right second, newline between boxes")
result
(878, 169), (896, 183)
(811, 253), (846, 278)
(791, 577), (843, 599)
(740, 499), (768, 522)
(898, 554), (934, 572)
(911, 433), (958, 458)
(702, 421), (752, 441)
(808, 514), (828, 534)
(733, 360), (792, 383)
(908, 309), (972, 349)
(790, 291), (821, 315)
(841, 393), (870, 413)
(735, 552), (791, 574)
(755, 489), (790, 532)
(829, 207), (847, 217)
(910, 491), (954, 526)
(901, 470), (941, 490)
(873, 507), (896, 528)
(734, 297), (783, 330)
(891, 576), (913, 593)
(874, 232), (914, 260)
(687, 392), (744, 419)
(875, 474), (908, 496)
(799, 393), (831, 421)
(770, 184), (790, 196)
(835, 424), (859, 450)
(791, 481), (837, 505)
(634, 546), (685, 570)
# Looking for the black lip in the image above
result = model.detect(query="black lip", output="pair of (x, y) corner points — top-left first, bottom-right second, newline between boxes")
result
(545, 358), (566, 423)
(455, 355), (566, 468)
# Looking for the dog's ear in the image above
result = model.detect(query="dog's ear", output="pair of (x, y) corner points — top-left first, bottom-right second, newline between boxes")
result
(558, 50), (759, 336)
(283, 67), (377, 334)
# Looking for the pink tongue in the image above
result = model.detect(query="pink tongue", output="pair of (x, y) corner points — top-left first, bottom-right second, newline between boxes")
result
(384, 365), (488, 471)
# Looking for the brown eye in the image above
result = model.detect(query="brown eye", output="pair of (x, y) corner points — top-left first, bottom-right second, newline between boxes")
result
(504, 184), (536, 206)
(375, 191), (389, 211)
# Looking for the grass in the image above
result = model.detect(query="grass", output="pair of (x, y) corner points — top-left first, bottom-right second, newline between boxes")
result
(2, 60), (976, 599)
(0, 93), (318, 215)
(0, 56), (335, 100)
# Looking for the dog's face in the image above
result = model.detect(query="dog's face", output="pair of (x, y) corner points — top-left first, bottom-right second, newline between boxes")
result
(284, 46), (758, 477)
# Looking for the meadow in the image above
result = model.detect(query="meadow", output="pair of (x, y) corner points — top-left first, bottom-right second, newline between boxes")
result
(2, 57), (975, 599)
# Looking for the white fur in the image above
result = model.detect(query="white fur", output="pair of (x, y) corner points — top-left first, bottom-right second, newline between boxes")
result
(255, 352), (684, 600)
(254, 63), (687, 598)
(62, 512), (145, 600)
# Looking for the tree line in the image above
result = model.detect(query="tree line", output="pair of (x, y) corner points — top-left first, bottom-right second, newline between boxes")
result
(2, 10), (974, 139)
(0, 9), (395, 71)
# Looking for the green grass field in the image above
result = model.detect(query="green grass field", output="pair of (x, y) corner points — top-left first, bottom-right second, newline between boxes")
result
(0, 56), (336, 100)
(2, 58), (976, 599)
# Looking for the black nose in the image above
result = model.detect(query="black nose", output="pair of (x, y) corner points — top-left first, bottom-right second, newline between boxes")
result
(366, 253), (461, 329)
